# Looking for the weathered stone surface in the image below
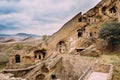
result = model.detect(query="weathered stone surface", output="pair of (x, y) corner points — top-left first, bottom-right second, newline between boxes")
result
(80, 45), (101, 57)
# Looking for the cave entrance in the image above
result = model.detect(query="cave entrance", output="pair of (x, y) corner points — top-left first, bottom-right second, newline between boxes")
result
(78, 17), (82, 22)
(51, 74), (57, 80)
(110, 6), (116, 13)
(15, 54), (20, 63)
(77, 29), (83, 38)
(102, 6), (107, 15)
(34, 49), (46, 60)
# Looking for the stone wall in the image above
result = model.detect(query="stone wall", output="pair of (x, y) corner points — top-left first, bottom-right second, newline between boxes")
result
(78, 63), (114, 80)
(93, 63), (110, 73)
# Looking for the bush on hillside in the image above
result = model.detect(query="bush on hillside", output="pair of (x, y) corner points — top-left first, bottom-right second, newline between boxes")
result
(13, 44), (24, 50)
(99, 22), (120, 51)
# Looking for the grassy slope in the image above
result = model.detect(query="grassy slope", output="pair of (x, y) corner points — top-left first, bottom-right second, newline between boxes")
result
(97, 53), (120, 80)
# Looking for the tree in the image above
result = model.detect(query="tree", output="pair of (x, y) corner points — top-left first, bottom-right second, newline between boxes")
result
(42, 35), (49, 41)
(13, 44), (24, 50)
(99, 22), (120, 51)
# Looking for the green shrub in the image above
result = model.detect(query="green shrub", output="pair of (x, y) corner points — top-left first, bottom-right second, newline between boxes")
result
(13, 44), (24, 50)
(99, 22), (120, 51)
(42, 35), (49, 41)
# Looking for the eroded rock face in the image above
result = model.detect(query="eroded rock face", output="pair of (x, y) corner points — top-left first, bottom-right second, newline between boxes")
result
(24, 54), (95, 80)
(46, 0), (120, 55)
(80, 45), (102, 57)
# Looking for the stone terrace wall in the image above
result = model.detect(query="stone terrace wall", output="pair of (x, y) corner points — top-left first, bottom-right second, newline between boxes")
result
(78, 63), (114, 80)
(93, 63), (110, 73)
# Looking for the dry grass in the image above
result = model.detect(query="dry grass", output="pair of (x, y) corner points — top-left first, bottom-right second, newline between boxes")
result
(97, 53), (120, 80)
(0, 64), (6, 72)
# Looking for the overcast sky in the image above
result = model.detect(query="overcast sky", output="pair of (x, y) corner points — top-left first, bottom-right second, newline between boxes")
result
(0, 0), (101, 35)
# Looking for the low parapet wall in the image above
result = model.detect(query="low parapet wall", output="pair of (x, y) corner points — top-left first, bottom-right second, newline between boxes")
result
(93, 63), (114, 80)
(93, 63), (111, 73)
(78, 63), (113, 80)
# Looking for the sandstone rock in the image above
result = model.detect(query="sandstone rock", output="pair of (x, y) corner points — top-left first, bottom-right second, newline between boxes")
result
(80, 45), (101, 57)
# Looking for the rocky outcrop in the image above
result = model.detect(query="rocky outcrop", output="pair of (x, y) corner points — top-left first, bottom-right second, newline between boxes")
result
(45, 0), (120, 55)
(80, 45), (102, 57)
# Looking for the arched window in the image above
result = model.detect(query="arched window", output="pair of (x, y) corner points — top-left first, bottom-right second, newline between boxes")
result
(78, 31), (82, 37)
(110, 6), (116, 13)
(102, 6), (107, 15)
(77, 29), (82, 38)
(90, 32), (92, 37)
(78, 17), (82, 22)
(51, 74), (57, 79)
(39, 55), (41, 59)
(15, 54), (20, 63)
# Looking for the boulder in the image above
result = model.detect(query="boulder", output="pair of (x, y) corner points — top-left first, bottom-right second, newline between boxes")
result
(80, 45), (101, 57)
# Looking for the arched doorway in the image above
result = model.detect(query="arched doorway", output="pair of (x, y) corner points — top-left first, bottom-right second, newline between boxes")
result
(15, 54), (20, 63)
(78, 17), (82, 22)
(56, 41), (67, 53)
(51, 74), (57, 80)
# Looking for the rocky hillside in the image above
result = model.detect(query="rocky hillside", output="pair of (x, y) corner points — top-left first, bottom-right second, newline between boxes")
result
(0, 38), (42, 70)
(0, 33), (41, 43)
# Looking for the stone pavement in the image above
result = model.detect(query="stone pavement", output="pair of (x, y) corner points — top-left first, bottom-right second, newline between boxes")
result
(87, 72), (109, 80)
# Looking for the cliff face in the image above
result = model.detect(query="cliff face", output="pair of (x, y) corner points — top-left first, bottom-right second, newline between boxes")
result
(46, 0), (120, 54)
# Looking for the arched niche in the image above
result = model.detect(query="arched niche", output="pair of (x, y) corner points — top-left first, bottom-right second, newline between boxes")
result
(78, 17), (82, 22)
(56, 41), (67, 53)
(102, 6), (107, 15)
(109, 6), (116, 13)
(34, 49), (46, 60)
(77, 29), (83, 38)
(15, 54), (20, 63)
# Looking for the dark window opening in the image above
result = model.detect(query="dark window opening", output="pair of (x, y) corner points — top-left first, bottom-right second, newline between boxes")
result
(35, 55), (37, 58)
(102, 6), (107, 15)
(110, 6), (116, 13)
(76, 48), (84, 52)
(59, 41), (62, 45)
(39, 55), (41, 59)
(78, 31), (82, 37)
(51, 74), (57, 79)
(90, 32), (92, 37)
(15, 54), (20, 63)
(78, 17), (82, 22)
